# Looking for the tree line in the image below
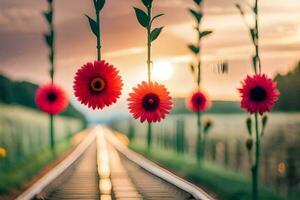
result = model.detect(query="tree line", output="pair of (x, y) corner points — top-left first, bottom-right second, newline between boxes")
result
(0, 74), (86, 121)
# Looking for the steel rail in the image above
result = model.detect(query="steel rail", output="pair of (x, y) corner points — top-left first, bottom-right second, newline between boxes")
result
(101, 126), (215, 200)
(15, 129), (96, 200)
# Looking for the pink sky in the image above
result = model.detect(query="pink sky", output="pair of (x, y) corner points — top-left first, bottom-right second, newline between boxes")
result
(0, 0), (299, 118)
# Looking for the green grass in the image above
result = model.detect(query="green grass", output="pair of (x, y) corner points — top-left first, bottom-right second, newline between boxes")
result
(130, 142), (288, 200)
(0, 104), (83, 195)
(0, 139), (73, 195)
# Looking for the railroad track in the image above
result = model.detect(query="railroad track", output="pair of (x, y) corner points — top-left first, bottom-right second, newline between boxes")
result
(16, 126), (214, 200)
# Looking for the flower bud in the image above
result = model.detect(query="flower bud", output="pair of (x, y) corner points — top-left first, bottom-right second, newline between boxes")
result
(262, 115), (268, 128)
(246, 138), (253, 151)
(261, 115), (268, 136)
(204, 118), (213, 133)
(246, 117), (252, 135)
(0, 147), (7, 158)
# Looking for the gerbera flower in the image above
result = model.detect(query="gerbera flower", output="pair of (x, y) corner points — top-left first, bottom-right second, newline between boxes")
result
(187, 90), (212, 112)
(127, 81), (173, 123)
(239, 74), (280, 115)
(35, 83), (68, 115)
(73, 60), (123, 110)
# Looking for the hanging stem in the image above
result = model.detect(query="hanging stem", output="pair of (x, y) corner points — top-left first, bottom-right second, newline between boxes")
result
(197, 5), (202, 88)
(96, 10), (101, 61)
(47, 0), (55, 150)
(254, 0), (261, 74)
(49, 1), (55, 83)
(253, 0), (261, 74)
(195, 2), (203, 162)
(147, 5), (152, 83)
(146, 4), (153, 150)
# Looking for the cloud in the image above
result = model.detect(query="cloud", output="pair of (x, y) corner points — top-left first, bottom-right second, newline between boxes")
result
(103, 47), (145, 58)
(0, 8), (44, 33)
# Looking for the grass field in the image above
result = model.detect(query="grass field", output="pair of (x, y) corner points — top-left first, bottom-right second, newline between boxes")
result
(130, 142), (299, 200)
(0, 104), (84, 195)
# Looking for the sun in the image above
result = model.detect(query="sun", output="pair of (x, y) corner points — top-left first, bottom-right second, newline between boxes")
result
(152, 61), (174, 81)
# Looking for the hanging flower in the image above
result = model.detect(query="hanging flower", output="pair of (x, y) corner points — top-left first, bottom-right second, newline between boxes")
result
(127, 81), (173, 123)
(35, 83), (68, 115)
(239, 74), (280, 115)
(73, 60), (123, 110)
(187, 90), (212, 112)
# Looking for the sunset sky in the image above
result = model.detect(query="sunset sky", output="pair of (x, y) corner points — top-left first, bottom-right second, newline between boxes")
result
(0, 0), (300, 120)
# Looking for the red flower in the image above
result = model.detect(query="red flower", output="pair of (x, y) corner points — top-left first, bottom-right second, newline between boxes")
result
(187, 90), (212, 112)
(239, 74), (280, 115)
(35, 83), (68, 115)
(127, 81), (173, 123)
(73, 60), (123, 110)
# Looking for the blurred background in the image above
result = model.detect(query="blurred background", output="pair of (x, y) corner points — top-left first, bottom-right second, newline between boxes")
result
(0, 0), (299, 199)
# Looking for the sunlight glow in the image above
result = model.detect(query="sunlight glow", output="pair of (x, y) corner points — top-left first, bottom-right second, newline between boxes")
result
(152, 61), (174, 81)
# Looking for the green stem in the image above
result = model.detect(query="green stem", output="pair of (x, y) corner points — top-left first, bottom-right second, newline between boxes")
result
(252, 112), (260, 200)
(147, 122), (152, 150)
(96, 10), (101, 61)
(50, 114), (55, 150)
(254, 0), (261, 74)
(146, 5), (152, 150)
(147, 5), (152, 83)
(196, 111), (202, 161)
(49, 1), (55, 83)
(196, 2), (203, 87)
(47, 1), (55, 150)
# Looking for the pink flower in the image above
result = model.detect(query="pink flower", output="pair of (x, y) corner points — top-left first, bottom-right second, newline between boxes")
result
(239, 74), (280, 115)
(35, 83), (68, 115)
(187, 90), (212, 112)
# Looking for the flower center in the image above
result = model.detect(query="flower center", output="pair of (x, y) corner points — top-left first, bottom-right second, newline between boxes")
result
(250, 86), (267, 102)
(195, 96), (203, 105)
(90, 77), (106, 93)
(47, 92), (57, 102)
(142, 93), (160, 111)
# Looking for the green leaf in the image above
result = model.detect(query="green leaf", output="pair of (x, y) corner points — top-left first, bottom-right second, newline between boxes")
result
(142, 0), (153, 7)
(199, 30), (213, 38)
(188, 44), (200, 54)
(235, 3), (244, 16)
(44, 32), (53, 47)
(250, 28), (256, 43)
(85, 15), (98, 36)
(193, 0), (202, 5)
(134, 7), (149, 28)
(188, 9), (202, 23)
(43, 11), (52, 24)
(150, 27), (163, 42)
(246, 138), (253, 151)
(151, 13), (164, 24)
(94, 0), (105, 12)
